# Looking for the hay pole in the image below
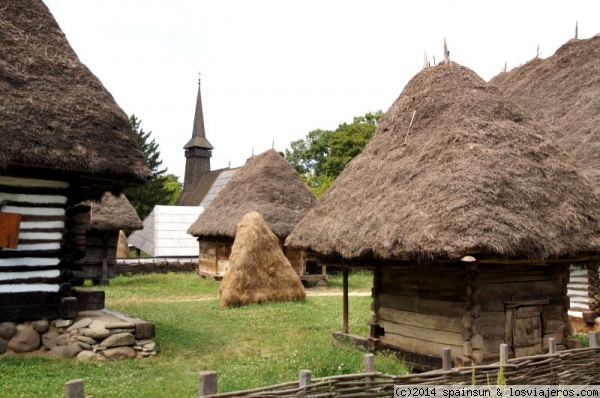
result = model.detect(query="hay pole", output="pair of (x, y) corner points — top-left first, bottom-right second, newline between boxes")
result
(403, 110), (417, 146)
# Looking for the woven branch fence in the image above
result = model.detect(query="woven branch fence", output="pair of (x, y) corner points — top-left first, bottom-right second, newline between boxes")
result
(64, 332), (599, 398)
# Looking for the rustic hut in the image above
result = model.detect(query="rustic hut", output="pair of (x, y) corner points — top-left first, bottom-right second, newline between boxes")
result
(76, 193), (143, 285)
(219, 211), (306, 307)
(0, 1), (150, 322)
(490, 35), (600, 323)
(286, 62), (600, 370)
(188, 149), (325, 284)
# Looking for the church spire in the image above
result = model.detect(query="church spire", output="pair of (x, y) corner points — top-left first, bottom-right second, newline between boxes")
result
(184, 74), (213, 150)
(182, 75), (213, 195)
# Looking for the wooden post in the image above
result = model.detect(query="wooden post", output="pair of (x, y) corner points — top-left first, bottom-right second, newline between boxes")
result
(65, 379), (85, 398)
(198, 371), (218, 397)
(442, 348), (452, 370)
(364, 353), (375, 373)
(499, 343), (509, 365)
(548, 337), (557, 353)
(101, 231), (109, 286)
(343, 267), (349, 334)
(590, 331), (598, 348)
(299, 370), (311, 388)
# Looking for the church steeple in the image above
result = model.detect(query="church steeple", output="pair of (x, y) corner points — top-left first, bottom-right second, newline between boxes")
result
(182, 76), (213, 194)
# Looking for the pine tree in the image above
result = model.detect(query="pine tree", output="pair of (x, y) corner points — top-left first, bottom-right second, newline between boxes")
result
(125, 115), (182, 220)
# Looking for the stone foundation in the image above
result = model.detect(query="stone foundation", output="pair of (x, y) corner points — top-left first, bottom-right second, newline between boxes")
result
(0, 309), (157, 361)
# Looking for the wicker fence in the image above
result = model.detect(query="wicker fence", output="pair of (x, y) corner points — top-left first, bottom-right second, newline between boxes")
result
(64, 332), (599, 398)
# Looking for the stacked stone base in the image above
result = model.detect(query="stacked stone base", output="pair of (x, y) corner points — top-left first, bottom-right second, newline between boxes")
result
(0, 309), (156, 361)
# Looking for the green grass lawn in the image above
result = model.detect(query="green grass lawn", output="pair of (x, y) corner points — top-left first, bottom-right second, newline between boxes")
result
(0, 271), (410, 398)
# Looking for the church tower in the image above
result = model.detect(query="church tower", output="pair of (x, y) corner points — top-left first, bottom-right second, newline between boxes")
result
(182, 77), (213, 194)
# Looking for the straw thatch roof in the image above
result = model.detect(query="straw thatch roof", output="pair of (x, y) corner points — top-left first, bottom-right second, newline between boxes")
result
(286, 62), (600, 262)
(219, 211), (305, 307)
(187, 149), (316, 239)
(490, 35), (600, 186)
(0, 1), (150, 188)
(83, 192), (143, 231)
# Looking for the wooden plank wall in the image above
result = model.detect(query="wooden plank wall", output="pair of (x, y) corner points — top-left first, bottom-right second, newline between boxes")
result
(0, 176), (69, 321)
(199, 240), (232, 276)
(376, 264), (467, 359)
(475, 264), (569, 363)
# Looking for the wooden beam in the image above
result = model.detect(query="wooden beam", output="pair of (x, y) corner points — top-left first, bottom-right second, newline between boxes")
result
(343, 267), (349, 334)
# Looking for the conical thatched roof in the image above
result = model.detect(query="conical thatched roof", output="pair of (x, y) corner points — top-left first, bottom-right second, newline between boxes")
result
(83, 192), (143, 231)
(188, 149), (316, 239)
(219, 211), (306, 307)
(0, 1), (150, 187)
(490, 36), (600, 186)
(286, 63), (600, 262)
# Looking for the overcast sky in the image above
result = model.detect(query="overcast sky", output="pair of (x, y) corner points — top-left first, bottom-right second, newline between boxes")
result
(43, 0), (600, 181)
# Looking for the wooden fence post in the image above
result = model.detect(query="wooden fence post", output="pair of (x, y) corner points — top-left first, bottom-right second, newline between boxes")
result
(442, 348), (452, 370)
(65, 379), (85, 398)
(364, 353), (375, 373)
(548, 337), (557, 353)
(198, 371), (218, 397)
(499, 343), (508, 365)
(590, 331), (598, 348)
(299, 369), (311, 388)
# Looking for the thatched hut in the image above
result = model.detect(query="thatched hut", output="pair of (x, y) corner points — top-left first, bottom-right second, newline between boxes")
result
(0, 1), (150, 322)
(75, 193), (143, 285)
(219, 211), (306, 307)
(188, 149), (324, 283)
(286, 62), (600, 370)
(490, 35), (600, 323)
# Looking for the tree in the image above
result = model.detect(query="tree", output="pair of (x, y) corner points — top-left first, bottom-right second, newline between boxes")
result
(125, 115), (182, 220)
(284, 111), (382, 196)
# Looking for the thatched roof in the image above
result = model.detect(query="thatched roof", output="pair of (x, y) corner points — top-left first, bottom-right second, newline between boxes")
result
(0, 1), (150, 188)
(219, 211), (305, 307)
(187, 149), (316, 239)
(286, 63), (600, 263)
(83, 192), (143, 231)
(490, 36), (600, 186)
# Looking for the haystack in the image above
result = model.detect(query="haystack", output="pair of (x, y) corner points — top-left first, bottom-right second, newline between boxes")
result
(219, 211), (305, 307)
(286, 62), (600, 369)
(490, 35), (600, 322)
(188, 149), (324, 283)
(116, 231), (130, 259)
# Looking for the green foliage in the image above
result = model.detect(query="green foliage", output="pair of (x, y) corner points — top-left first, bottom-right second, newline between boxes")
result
(284, 111), (383, 195)
(125, 115), (182, 220)
(0, 272), (410, 397)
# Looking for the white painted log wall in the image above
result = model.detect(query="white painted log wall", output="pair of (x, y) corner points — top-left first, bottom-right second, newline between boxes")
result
(0, 176), (68, 293)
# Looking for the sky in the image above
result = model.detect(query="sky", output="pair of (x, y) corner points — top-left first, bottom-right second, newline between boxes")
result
(43, 0), (600, 181)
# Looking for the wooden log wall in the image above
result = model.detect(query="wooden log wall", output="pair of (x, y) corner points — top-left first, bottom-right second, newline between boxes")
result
(198, 239), (232, 276)
(567, 264), (599, 320)
(474, 263), (569, 364)
(199, 238), (314, 279)
(376, 264), (467, 361)
(75, 231), (118, 280)
(0, 175), (70, 321)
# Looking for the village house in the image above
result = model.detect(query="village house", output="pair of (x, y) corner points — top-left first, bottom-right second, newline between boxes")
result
(286, 62), (600, 370)
(0, 0), (150, 322)
(490, 35), (600, 323)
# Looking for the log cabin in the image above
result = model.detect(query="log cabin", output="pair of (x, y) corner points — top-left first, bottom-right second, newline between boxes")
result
(286, 62), (600, 370)
(187, 149), (326, 284)
(0, 1), (150, 322)
(490, 36), (600, 324)
(75, 193), (143, 285)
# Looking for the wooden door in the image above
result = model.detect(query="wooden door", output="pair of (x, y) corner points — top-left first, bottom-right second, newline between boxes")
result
(512, 305), (543, 357)
(0, 212), (21, 249)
